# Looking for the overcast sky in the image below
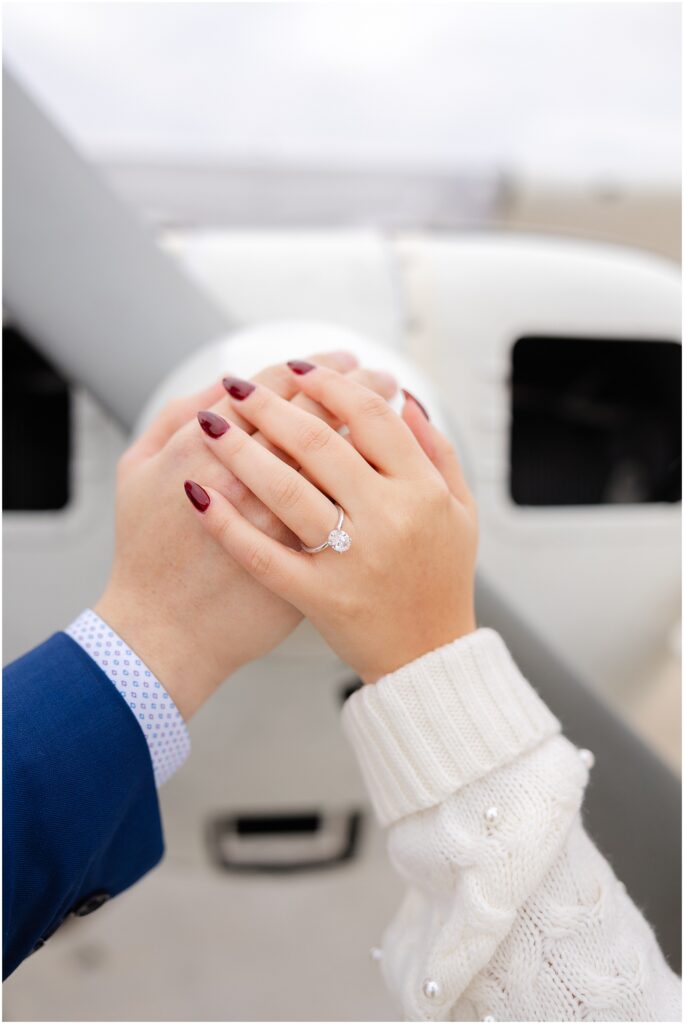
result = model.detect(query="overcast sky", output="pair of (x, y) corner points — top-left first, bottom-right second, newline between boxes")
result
(3, 2), (681, 184)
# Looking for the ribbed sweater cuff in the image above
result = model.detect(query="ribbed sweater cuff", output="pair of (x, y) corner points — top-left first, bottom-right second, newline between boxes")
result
(341, 628), (560, 826)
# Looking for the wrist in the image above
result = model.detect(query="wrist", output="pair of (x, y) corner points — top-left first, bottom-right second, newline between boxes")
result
(360, 610), (478, 685)
(94, 584), (234, 720)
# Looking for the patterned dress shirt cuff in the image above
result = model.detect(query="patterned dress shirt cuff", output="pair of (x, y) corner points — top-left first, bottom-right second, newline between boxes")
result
(64, 609), (190, 786)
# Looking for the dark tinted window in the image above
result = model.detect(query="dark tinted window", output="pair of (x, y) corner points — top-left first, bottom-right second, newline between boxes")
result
(510, 337), (681, 506)
(3, 327), (71, 510)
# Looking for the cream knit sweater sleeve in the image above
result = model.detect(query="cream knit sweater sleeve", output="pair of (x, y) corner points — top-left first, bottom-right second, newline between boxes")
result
(342, 628), (681, 1022)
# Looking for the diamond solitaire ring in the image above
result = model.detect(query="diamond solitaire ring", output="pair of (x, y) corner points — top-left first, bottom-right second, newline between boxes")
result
(301, 504), (351, 554)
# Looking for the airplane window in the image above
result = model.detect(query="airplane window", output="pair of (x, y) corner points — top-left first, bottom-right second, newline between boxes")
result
(3, 327), (71, 511)
(510, 336), (681, 506)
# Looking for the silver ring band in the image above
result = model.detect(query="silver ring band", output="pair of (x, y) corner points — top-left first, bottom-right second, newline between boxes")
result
(301, 504), (351, 554)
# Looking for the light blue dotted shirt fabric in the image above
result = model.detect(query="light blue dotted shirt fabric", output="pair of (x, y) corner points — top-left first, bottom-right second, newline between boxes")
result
(65, 609), (190, 787)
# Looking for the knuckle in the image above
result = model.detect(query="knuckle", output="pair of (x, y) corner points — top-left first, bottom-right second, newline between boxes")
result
(269, 470), (302, 511)
(247, 543), (273, 578)
(297, 420), (332, 454)
(226, 429), (249, 457)
(331, 587), (357, 619)
(357, 392), (390, 420)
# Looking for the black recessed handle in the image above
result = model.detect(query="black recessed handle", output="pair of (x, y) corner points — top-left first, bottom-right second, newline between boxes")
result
(207, 810), (362, 873)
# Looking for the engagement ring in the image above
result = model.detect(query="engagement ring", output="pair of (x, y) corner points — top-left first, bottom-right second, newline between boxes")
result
(301, 504), (351, 554)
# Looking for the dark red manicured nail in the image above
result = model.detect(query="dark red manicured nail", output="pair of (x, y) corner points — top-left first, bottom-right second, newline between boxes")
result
(222, 377), (255, 400)
(184, 480), (211, 513)
(401, 388), (430, 421)
(287, 360), (316, 375)
(197, 410), (229, 438)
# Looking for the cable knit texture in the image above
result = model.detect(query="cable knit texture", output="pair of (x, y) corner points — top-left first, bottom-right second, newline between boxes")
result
(342, 629), (681, 1022)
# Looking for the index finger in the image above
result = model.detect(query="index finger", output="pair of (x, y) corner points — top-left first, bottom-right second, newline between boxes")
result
(215, 350), (359, 434)
(284, 362), (432, 478)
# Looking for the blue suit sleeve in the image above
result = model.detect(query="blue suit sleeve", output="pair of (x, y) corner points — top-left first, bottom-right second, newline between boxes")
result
(3, 632), (164, 978)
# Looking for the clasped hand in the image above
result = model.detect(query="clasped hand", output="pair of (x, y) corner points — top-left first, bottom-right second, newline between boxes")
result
(96, 350), (478, 719)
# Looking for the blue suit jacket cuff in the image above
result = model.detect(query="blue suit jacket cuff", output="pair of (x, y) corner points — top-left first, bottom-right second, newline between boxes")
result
(3, 632), (164, 978)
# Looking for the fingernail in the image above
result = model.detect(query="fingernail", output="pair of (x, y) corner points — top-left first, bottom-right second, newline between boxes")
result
(184, 480), (211, 513)
(223, 376), (256, 400)
(401, 388), (430, 421)
(198, 410), (229, 438)
(287, 360), (316, 375)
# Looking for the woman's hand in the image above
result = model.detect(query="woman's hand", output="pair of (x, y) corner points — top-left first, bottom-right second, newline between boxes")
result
(95, 352), (398, 717)
(188, 362), (478, 683)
